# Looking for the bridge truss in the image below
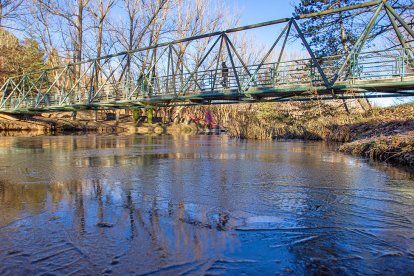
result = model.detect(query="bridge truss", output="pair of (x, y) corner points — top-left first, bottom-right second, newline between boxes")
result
(1, 0), (414, 114)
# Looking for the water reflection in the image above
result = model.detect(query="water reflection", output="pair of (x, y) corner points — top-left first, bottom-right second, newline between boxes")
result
(0, 135), (414, 274)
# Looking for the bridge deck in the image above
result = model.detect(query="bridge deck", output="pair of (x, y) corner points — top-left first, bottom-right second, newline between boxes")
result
(1, 45), (414, 114)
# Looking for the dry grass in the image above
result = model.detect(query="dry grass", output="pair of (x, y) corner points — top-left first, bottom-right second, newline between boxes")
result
(220, 102), (414, 141)
(339, 131), (414, 167)
(213, 102), (414, 167)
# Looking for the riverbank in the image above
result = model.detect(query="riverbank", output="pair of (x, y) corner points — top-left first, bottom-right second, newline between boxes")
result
(1, 103), (413, 167)
(312, 104), (414, 167)
(331, 105), (414, 167)
(0, 113), (121, 134)
(339, 131), (414, 167)
(211, 102), (414, 167)
(0, 110), (205, 136)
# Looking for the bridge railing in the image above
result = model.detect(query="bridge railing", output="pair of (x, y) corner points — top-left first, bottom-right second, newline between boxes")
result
(348, 48), (414, 81)
(130, 47), (412, 97)
(0, 47), (413, 111)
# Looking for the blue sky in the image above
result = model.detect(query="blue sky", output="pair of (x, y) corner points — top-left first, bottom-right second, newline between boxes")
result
(229, 0), (299, 25)
(223, 0), (303, 51)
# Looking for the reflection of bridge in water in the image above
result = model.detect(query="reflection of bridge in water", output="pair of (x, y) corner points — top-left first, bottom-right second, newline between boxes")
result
(1, 0), (414, 114)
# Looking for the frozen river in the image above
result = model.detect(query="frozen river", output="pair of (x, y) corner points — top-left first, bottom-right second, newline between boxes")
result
(0, 134), (414, 274)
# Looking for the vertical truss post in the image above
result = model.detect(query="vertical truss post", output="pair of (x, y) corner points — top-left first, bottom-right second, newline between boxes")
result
(126, 52), (132, 100)
(68, 65), (74, 104)
(243, 21), (291, 91)
(67, 65), (75, 105)
(89, 60), (97, 104)
(180, 62), (184, 93)
(60, 65), (69, 104)
(332, 3), (383, 85)
(166, 45), (172, 94)
(224, 37), (241, 91)
(402, 47), (406, 77)
(292, 19), (330, 87)
(212, 35), (225, 91)
(170, 46), (176, 95)
(274, 20), (293, 82)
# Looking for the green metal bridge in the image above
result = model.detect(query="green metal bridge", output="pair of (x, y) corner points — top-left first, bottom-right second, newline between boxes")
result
(1, 0), (414, 114)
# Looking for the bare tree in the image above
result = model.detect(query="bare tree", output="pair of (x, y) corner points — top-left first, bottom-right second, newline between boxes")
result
(87, 0), (116, 98)
(113, 0), (167, 53)
(88, 0), (116, 60)
(0, 0), (24, 29)
(36, 0), (91, 68)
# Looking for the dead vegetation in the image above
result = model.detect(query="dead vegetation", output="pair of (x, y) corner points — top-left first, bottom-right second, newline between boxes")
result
(339, 131), (414, 167)
(208, 101), (414, 167)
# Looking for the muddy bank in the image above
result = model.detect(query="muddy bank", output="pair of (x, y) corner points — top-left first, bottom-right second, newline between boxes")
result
(0, 110), (206, 136)
(0, 114), (118, 134)
(0, 114), (52, 132)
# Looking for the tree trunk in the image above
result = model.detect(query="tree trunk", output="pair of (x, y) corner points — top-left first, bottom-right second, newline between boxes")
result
(75, 2), (83, 81)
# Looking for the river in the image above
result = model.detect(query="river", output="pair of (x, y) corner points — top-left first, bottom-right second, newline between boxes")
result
(0, 134), (413, 274)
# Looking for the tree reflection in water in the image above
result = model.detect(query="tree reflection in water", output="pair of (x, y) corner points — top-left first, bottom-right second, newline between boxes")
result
(0, 135), (413, 274)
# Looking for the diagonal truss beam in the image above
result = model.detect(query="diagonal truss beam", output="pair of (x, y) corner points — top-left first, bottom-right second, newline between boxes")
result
(34, 69), (68, 108)
(292, 19), (330, 87)
(0, 77), (26, 109)
(90, 55), (128, 102)
(331, 2), (384, 85)
(180, 34), (222, 95)
(59, 62), (95, 105)
(13, 72), (47, 109)
(170, 45), (204, 93)
(383, 1), (414, 39)
(385, 8), (414, 66)
(224, 34), (251, 78)
(212, 35), (225, 91)
(242, 20), (292, 91)
(224, 37), (242, 91)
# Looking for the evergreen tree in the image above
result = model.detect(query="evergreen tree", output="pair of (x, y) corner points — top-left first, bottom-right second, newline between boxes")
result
(294, 0), (414, 57)
(294, 0), (365, 57)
